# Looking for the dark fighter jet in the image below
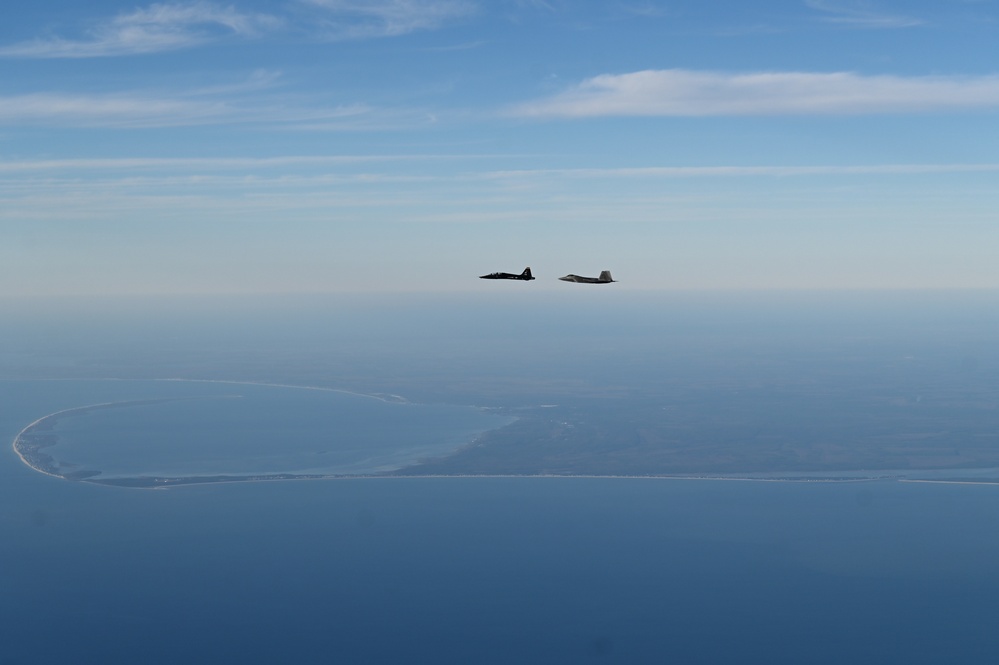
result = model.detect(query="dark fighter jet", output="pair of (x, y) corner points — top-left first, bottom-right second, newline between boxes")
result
(480, 267), (535, 281)
(558, 270), (616, 284)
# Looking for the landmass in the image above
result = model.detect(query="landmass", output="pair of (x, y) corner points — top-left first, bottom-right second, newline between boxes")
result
(12, 384), (999, 488)
(12, 397), (240, 485)
(13, 399), (189, 481)
(392, 391), (999, 479)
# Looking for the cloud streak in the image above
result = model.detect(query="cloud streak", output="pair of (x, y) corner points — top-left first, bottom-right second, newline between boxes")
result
(510, 69), (999, 117)
(0, 92), (233, 127)
(483, 163), (999, 179)
(0, 68), (438, 129)
(0, 90), (382, 128)
(304, 0), (476, 39)
(0, 2), (282, 58)
(804, 0), (924, 28)
(3, 158), (998, 181)
(0, 154), (487, 174)
(0, 0), (473, 57)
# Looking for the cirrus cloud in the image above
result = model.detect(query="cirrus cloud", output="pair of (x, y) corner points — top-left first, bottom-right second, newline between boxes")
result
(804, 0), (924, 29)
(0, 89), (372, 129)
(304, 0), (476, 39)
(0, 2), (283, 58)
(510, 69), (999, 117)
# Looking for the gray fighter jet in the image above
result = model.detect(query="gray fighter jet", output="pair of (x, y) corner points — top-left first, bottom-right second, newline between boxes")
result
(558, 270), (616, 284)
(480, 267), (535, 281)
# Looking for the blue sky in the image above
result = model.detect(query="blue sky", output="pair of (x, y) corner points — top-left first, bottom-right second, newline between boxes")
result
(2, 0), (998, 295)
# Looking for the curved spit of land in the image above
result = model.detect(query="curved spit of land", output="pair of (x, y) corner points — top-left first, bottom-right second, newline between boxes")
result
(9, 378), (502, 488)
(7, 379), (430, 488)
(10, 398), (357, 488)
(12, 382), (999, 490)
(13, 399), (178, 482)
(11, 401), (911, 490)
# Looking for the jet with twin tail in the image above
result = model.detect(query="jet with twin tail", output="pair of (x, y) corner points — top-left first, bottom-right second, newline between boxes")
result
(558, 270), (616, 284)
(480, 267), (535, 281)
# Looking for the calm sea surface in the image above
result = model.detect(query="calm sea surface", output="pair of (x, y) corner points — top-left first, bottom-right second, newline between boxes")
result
(4, 379), (999, 664)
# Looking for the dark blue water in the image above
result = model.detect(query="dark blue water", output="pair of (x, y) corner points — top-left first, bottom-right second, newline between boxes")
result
(5, 381), (999, 664)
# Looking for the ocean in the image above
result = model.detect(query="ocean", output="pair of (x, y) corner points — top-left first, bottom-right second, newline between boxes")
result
(5, 293), (999, 663)
(5, 379), (999, 664)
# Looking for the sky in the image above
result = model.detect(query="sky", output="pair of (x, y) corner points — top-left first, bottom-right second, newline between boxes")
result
(2, 0), (998, 295)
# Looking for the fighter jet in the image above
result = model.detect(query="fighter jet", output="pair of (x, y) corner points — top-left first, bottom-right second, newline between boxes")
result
(558, 270), (616, 284)
(480, 267), (535, 281)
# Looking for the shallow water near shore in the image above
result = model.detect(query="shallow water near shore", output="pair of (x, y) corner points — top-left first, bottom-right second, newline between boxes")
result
(21, 380), (510, 480)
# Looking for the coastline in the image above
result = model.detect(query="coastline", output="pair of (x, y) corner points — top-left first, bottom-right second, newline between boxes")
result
(75, 472), (926, 490)
(157, 377), (410, 404)
(13, 400), (999, 490)
(10, 403), (915, 489)
(7, 380), (492, 487)
(11, 397), (203, 482)
(11, 379), (999, 490)
(9, 376), (459, 487)
(10, 377), (410, 404)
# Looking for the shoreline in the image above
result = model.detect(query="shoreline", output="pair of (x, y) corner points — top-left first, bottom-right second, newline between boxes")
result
(9, 402), (913, 489)
(77, 471), (989, 491)
(11, 405), (921, 489)
(7, 381), (496, 486)
(11, 376), (412, 404)
(11, 397), (207, 481)
(10, 404), (101, 481)
(158, 378), (411, 404)
(11, 379), (999, 490)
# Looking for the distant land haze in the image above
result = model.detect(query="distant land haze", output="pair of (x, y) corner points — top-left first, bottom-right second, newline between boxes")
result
(5, 292), (999, 485)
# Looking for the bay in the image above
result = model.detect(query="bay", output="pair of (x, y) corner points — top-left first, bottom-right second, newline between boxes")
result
(27, 380), (510, 479)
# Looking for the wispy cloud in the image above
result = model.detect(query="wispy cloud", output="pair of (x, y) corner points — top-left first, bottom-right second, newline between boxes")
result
(509, 0), (560, 12)
(0, 67), (450, 129)
(804, 0), (924, 28)
(4, 158), (998, 183)
(620, 3), (673, 19)
(0, 92), (232, 127)
(0, 154), (488, 174)
(0, 0), (477, 58)
(482, 163), (999, 179)
(510, 69), (999, 117)
(304, 0), (476, 39)
(376, 161), (999, 181)
(0, 2), (282, 58)
(0, 85), (370, 129)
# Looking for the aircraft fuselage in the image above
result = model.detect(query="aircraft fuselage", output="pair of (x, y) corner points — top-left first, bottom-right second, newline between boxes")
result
(480, 267), (535, 281)
(558, 271), (615, 284)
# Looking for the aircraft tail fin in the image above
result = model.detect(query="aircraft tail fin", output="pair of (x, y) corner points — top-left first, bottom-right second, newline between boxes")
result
(521, 267), (533, 279)
(599, 270), (614, 282)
